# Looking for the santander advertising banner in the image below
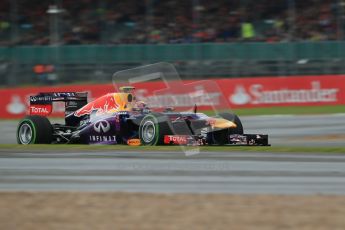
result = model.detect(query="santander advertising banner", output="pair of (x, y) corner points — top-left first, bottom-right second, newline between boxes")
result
(1, 75), (344, 118)
(219, 76), (343, 107)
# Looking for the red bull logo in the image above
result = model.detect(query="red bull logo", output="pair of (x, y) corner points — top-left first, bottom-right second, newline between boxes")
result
(74, 93), (119, 117)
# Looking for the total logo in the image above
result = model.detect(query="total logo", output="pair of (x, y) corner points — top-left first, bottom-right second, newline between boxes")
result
(93, 120), (111, 133)
(164, 135), (188, 145)
(29, 105), (51, 116)
(31, 107), (49, 113)
(229, 82), (339, 105)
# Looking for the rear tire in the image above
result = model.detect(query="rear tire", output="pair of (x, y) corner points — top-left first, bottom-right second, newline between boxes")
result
(17, 115), (53, 144)
(209, 112), (243, 145)
(139, 113), (171, 145)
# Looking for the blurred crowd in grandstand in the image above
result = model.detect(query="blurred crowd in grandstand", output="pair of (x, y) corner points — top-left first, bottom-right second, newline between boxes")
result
(0, 0), (343, 45)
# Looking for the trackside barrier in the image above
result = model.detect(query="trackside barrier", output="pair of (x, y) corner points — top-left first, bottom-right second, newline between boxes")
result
(1, 75), (345, 118)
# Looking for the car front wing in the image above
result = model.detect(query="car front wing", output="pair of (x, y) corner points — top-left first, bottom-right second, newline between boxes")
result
(163, 134), (270, 146)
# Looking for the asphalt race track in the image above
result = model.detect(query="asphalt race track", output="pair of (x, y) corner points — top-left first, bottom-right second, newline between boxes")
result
(0, 114), (345, 194)
(243, 114), (345, 147)
(1, 151), (345, 194)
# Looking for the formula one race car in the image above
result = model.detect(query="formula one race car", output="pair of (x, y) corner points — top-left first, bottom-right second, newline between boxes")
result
(17, 86), (269, 146)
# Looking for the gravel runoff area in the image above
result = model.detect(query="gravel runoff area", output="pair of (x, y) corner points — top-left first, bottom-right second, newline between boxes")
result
(1, 192), (345, 230)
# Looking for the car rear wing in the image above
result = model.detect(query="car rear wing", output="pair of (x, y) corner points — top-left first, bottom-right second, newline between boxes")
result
(29, 92), (88, 116)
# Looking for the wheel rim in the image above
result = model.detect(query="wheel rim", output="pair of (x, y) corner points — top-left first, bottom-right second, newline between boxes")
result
(141, 120), (155, 143)
(18, 123), (33, 144)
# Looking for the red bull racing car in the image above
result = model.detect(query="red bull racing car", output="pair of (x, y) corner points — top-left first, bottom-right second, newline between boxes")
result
(17, 86), (269, 146)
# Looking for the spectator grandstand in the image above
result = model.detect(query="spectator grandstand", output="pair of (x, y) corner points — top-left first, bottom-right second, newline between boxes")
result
(0, 0), (343, 45)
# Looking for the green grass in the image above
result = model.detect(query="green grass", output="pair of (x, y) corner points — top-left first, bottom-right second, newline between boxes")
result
(128, 105), (345, 117)
(205, 105), (345, 116)
(0, 144), (345, 154)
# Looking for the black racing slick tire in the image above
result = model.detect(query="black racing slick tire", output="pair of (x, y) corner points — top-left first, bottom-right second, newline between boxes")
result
(139, 113), (172, 145)
(209, 112), (244, 145)
(17, 115), (53, 144)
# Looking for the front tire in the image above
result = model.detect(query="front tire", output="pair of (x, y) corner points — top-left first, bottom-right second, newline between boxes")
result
(139, 113), (171, 145)
(17, 115), (53, 144)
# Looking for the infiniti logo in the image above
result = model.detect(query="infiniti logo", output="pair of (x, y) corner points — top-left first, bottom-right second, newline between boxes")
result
(93, 120), (110, 133)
